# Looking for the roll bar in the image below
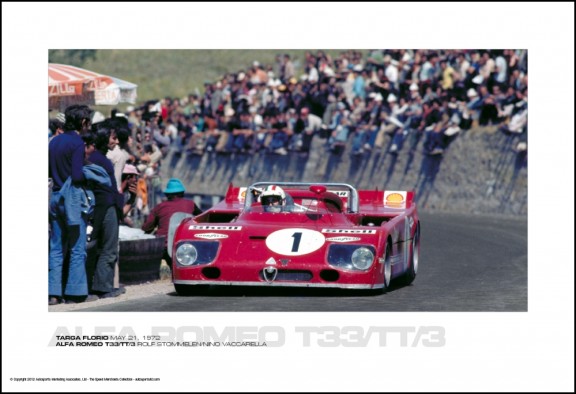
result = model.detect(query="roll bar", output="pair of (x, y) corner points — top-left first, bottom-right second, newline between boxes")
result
(245, 182), (360, 213)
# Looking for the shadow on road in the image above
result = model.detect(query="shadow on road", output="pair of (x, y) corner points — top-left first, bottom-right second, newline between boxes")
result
(168, 282), (409, 298)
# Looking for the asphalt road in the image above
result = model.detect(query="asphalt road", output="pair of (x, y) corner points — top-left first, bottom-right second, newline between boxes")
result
(77, 212), (527, 312)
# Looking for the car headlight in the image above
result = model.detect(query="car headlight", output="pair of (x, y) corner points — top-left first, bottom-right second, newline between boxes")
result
(351, 247), (374, 270)
(175, 241), (220, 266)
(176, 243), (197, 266)
(328, 244), (376, 271)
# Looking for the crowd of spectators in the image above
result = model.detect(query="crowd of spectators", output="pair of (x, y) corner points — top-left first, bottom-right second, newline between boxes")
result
(102, 50), (527, 191)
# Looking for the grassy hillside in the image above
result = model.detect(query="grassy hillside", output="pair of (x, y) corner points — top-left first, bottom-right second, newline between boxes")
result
(79, 49), (349, 110)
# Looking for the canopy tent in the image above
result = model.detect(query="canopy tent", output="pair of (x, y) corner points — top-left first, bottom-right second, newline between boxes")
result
(48, 63), (137, 110)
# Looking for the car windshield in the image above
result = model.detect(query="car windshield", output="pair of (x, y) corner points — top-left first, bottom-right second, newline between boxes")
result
(248, 197), (340, 214)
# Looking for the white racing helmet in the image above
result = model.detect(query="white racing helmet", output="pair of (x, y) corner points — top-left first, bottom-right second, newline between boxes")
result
(260, 185), (286, 212)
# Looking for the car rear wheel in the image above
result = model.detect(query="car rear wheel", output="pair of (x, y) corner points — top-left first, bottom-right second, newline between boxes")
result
(401, 225), (419, 285)
(380, 242), (392, 293)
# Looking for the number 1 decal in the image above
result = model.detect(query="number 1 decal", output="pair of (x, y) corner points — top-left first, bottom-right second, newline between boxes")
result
(266, 228), (325, 256)
(291, 232), (302, 252)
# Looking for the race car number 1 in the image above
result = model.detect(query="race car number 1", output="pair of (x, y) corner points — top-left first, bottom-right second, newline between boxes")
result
(266, 228), (325, 256)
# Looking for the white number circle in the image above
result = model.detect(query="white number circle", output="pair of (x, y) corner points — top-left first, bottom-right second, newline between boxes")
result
(265, 228), (325, 256)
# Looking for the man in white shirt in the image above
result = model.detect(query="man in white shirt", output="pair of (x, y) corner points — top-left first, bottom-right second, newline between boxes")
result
(106, 119), (132, 192)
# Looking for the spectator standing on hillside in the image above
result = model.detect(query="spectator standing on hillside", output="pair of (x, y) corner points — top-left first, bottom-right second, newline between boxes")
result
(352, 66), (367, 100)
(267, 111), (290, 155)
(440, 60), (456, 91)
(283, 54), (296, 82)
(141, 178), (202, 267)
(292, 107), (316, 152)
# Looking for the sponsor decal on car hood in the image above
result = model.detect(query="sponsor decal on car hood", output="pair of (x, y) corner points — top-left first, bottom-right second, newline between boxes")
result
(194, 233), (229, 239)
(325, 236), (362, 243)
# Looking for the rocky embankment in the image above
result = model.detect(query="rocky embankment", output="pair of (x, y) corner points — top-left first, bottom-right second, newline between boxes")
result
(162, 125), (527, 217)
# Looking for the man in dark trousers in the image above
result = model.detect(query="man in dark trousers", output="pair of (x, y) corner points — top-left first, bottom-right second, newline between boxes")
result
(48, 105), (98, 305)
(88, 124), (125, 299)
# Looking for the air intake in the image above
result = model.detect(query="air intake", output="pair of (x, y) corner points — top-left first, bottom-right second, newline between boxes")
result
(202, 267), (221, 279)
(320, 269), (339, 282)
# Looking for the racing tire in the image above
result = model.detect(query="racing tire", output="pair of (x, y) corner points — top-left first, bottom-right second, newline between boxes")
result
(379, 242), (393, 294)
(401, 224), (420, 286)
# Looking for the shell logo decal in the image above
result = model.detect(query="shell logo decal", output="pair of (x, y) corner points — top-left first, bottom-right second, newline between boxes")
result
(266, 228), (325, 256)
(322, 229), (377, 234)
(238, 187), (247, 202)
(384, 191), (406, 208)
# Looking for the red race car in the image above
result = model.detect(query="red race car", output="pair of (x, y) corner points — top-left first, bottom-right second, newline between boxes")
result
(168, 182), (420, 295)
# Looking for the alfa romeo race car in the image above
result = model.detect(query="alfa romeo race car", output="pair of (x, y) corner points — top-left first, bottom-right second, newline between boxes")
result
(168, 182), (420, 295)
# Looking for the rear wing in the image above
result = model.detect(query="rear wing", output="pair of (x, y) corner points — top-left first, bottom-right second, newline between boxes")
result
(224, 183), (414, 211)
(358, 190), (415, 210)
